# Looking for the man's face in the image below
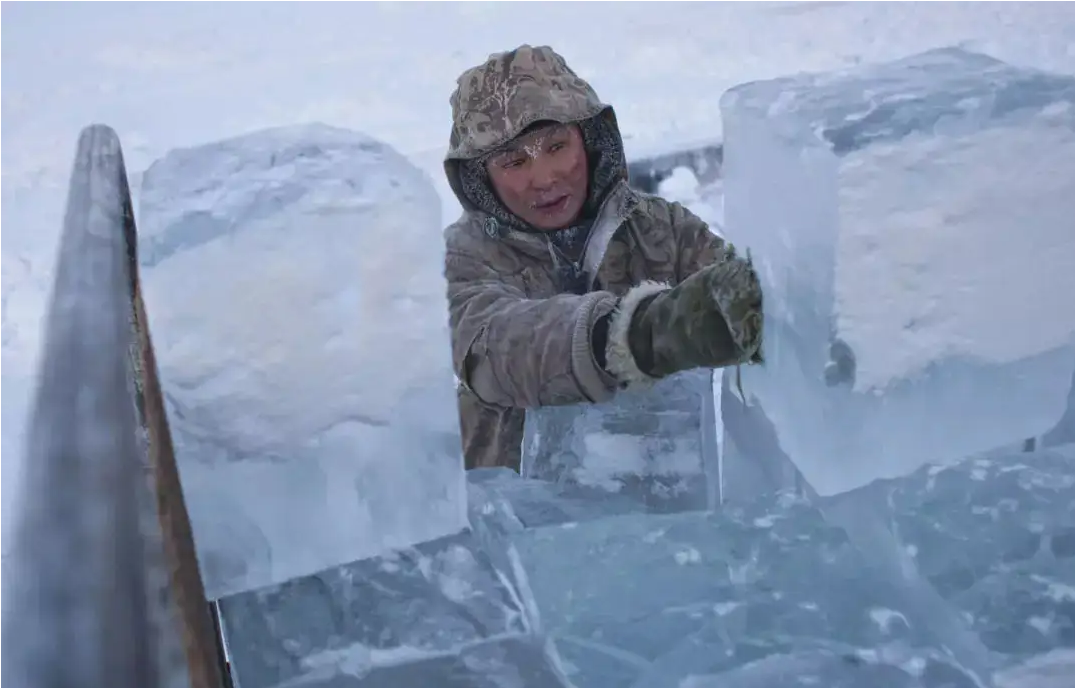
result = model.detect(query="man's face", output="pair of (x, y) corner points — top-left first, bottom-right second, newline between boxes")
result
(484, 123), (589, 231)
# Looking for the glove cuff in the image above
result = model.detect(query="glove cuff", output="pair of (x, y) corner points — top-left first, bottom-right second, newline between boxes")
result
(605, 280), (672, 387)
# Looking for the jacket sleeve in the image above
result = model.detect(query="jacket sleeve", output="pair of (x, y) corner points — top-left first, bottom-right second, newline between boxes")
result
(445, 249), (620, 410)
(670, 201), (728, 282)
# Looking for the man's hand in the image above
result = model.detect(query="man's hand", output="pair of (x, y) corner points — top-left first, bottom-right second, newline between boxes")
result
(625, 244), (764, 379)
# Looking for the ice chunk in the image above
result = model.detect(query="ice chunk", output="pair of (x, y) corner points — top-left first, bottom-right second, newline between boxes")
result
(462, 452), (1070, 686)
(511, 495), (959, 687)
(995, 649), (1075, 688)
(216, 529), (573, 688)
(1043, 368), (1075, 448)
(852, 448), (1075, 660)
(720, 47), (1075, 496)
(719, 371), (805, 504)
(679, 646), (980, 688)
(138, 124), (465, 598)
(495, 453), (1071, 685)
(521, 369), (721, 515)
(466, 467), (649, 530)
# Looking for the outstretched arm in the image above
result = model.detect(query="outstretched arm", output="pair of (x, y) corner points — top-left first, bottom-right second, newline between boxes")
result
(446, 250), (620, 409)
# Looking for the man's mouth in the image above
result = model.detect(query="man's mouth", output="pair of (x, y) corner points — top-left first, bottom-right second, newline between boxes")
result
(534, 195), (569, 213)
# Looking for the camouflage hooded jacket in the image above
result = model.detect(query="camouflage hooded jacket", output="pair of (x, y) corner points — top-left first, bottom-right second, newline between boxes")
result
(444, 45), (727, 471)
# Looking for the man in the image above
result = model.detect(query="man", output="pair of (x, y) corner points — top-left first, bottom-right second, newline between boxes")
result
(444, 45), (763, 471)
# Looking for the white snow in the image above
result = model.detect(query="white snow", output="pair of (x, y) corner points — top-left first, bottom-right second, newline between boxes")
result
(3, 0), (1075, 591)
(657, 166), (726, 236)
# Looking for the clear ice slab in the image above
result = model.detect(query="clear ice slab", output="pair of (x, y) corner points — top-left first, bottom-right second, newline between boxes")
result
(216, 528), (574, 688)
(508, 488), (975, 688)
(1043, 368), (1075, 449)
(719, 47), (1075, 496)
(851, 447), (1075, 662)
(137, 124), (466, 599)
(521, 369), (722, 514)
(474, 450), (1073, 687)
(214, 451), (1072, 687)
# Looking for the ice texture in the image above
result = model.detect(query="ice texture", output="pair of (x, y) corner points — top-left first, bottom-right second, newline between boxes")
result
(1043, 369), (1075, 448)
(216, 528), (574, 688)
(216, 449), (1073, 687)
(521, 369), (721, 515)
(719, 47), (1075, 496)
(503, 450), (1071, 687)
(137, 124), (466, 599)
(860, 446), (1075, 661)
(719, 371), (806, 504)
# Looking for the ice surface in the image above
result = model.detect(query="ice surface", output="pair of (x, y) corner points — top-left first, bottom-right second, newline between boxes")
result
(216, 529), (573, 688)
(521, 369), (721, 515)
(995, 649), (1075, 688)
(513, 500), (966, 688)
(137, 123), (466, 599)
(491, 450), (1072, 687)
(1043, 369), (1075, 448)
(677, 647), (983, 688)
(719, 371), (806, 504)
(720, 47), (1075, 496)
(214, 449), (1072, 687)
(859, 447), (1075, 661)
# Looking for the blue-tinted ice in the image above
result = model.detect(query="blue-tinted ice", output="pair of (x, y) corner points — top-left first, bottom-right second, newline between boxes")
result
(522, 369), (723, 514)
(138, 124), (466, 599)
(218, 447), (1074, 687)
(217, 526), (574, 688)
(720, 47), (1075, 497)
(197, 50), (1075, 687)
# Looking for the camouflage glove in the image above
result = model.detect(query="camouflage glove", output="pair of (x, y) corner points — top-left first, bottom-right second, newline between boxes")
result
(604, 245), (763, 385)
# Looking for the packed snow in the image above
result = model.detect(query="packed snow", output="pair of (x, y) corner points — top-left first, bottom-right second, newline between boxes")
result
(4, 3), (1075, 687)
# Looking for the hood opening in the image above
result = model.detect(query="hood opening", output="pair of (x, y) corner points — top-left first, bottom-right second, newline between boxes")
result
(447, 107), (628, 237)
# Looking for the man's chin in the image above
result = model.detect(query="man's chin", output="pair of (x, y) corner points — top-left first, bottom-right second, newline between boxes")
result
(529, 202), (584, 232)
(531, 216), (575, 232)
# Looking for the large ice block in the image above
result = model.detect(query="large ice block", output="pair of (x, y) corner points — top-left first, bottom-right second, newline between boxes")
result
(138, 124), (466, 598)
(511, 492), (973, 687)
(852, 447), (1075, 662)
(679, 648), (980, 688)
(1043, 368), (1075, 448)
(720, 47), (1075, 496)
(482, 450), (1072, 686)
(718, 370), (805, 504)
(216, 529), (574, 688)
(521, 369), (721, 515)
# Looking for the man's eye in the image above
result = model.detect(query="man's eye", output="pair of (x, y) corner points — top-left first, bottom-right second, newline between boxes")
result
(548, 141), (566, 153)
(502, 157), (525, 169)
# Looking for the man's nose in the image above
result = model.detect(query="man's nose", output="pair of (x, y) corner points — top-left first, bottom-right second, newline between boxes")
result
(529, 153), (558, 190)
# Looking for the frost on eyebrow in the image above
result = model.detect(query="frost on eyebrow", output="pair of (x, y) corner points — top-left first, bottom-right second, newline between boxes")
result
(492, 126), (569, 164)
